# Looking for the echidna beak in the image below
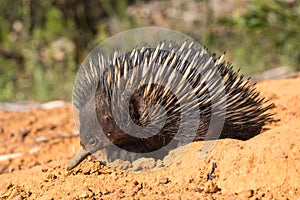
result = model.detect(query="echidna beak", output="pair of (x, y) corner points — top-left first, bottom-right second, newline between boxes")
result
(67, 147), (91, 171)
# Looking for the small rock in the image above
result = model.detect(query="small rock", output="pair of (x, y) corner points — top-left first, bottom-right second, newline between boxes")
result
(238, 189), (254, 198)
(12, 194), (22, 200)
(176, 161), (182, 166)
(131, 157), (156, 171)
(35, 136), (50, 143)
(159, 177), (169, 184)
(19, 128), (30, 139)
(47, 173), (57, 180)
(109, 159), (132, 171)
(132, 180), (139, 186)
(155, 159), (164, 168)
(82, 168), (91, 175)
(203, 180), (220, 193)
(80, 193), (88, 198)
(41, 168), (48, 172)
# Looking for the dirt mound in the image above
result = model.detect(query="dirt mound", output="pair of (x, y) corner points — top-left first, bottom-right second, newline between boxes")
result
(0, 77), (300, 199)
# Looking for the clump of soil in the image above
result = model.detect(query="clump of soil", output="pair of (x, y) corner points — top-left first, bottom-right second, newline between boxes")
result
(0, 77), (300, 199)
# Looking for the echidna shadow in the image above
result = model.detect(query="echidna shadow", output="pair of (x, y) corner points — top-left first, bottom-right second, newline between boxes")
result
(67, 42), (274, 170)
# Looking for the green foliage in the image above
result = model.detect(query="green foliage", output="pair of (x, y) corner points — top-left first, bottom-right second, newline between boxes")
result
(217, 0), (300, 73)
(0, 0), (135, 102)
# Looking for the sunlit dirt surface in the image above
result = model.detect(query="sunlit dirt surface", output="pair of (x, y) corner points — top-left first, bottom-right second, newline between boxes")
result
(0, 77), (300, 199)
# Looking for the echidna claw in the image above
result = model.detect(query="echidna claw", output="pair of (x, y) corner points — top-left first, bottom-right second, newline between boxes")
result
(207, 161), (217, 180)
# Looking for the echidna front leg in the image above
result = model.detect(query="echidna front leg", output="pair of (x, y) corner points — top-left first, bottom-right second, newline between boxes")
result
(67, 147), (91, 170)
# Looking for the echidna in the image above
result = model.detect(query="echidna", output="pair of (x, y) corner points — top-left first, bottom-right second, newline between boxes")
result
(67, 41), (273, 170)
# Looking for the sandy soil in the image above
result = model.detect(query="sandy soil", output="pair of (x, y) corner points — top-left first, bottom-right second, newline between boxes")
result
(0, 77), (300, 200)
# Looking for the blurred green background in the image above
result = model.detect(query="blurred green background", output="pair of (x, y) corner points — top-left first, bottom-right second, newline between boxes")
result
(0, 0), (299, 102)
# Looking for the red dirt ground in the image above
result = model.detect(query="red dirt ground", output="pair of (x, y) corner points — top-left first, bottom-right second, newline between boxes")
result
(0, 77), (300, 199)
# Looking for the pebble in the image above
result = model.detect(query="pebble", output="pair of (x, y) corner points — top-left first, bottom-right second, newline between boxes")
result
(131, 157), (156, 171)
(238, 189), (254, 198)
(158, 177), (169, 184)
(203, 180), (220, 193)
(35, 136), (50, 143)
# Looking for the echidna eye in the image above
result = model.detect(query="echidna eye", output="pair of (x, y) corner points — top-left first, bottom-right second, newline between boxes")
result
(89, 137), (97, 146)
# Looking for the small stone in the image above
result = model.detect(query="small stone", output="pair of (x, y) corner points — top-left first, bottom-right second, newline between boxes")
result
(131, 158), (156, 171)
(35, 136), (50, 143)
(132, 180), (139, 186)
(203, 180), (220, 193)
(12, 194), (22, 200)
(159, 177), (169, 184)
(238, 189), (254, 198)
(19, 128), (29, 138)
(80, 193), (88, 198)
(82, 168), (91, 175)
(156, 159), (164, 168)
(109, 159), (132, 170)
(41, 168), (48, 172)
(47, 173), (57, 180)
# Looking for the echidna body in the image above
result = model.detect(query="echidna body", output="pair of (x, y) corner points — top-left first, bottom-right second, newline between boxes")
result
(67, 42), (273, 170)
